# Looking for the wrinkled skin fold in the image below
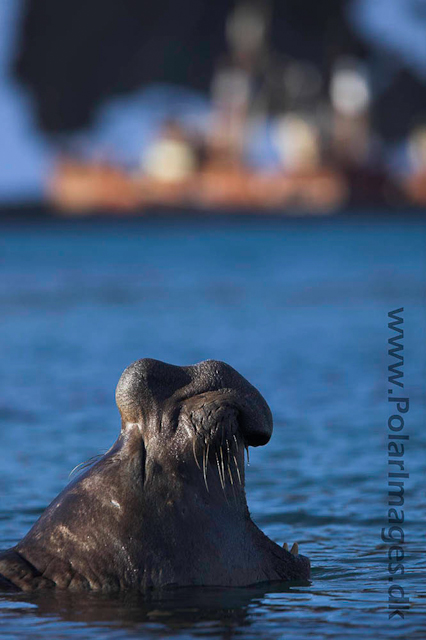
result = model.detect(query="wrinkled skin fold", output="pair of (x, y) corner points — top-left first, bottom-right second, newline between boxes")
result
(0, 359), (310, 592)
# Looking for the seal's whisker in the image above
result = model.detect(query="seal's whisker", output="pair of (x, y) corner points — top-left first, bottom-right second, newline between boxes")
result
(227, 460), (234, 486)
(203, 443), (209, 492)
(226, 439), (233, 473)
(69, 453), (105, 478)
(233, 455), (242, 486)
(69, 462), (85, 478)
(233, 434), (239, 452)
(192, 438), (201, 470)
(227, 460), (237, 502)
(215, 451), (225, 490)
(219, 445), (226, 485)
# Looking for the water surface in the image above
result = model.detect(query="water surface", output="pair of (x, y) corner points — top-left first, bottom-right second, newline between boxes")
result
(0, 215), (425, 639)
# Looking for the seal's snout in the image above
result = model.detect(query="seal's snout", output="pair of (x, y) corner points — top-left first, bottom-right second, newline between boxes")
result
(115, 358), (272, 448)
(189, 360), (273, 447)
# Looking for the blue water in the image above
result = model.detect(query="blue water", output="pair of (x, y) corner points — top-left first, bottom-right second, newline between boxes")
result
(0, 215), (425, 639)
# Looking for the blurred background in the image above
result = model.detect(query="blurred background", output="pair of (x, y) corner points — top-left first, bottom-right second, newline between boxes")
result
(2, 0), (426, 213)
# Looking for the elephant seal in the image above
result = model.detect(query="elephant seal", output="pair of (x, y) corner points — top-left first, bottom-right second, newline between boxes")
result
(0, 359), (310, 592)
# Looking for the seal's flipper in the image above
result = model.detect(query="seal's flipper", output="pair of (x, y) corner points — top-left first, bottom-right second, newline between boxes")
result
(0, 549), (55, 591)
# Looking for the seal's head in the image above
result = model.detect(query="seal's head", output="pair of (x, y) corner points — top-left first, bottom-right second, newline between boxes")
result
(0, 359), (310, 593)
(115, 358), (272, 496)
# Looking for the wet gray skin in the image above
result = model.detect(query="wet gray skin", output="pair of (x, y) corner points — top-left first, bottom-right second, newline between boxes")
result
(0, 359), (310, 592)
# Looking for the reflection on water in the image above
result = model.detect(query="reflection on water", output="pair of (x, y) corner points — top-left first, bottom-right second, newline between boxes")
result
(2, 583), (308, 637)
(0, 216), (425, 639)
